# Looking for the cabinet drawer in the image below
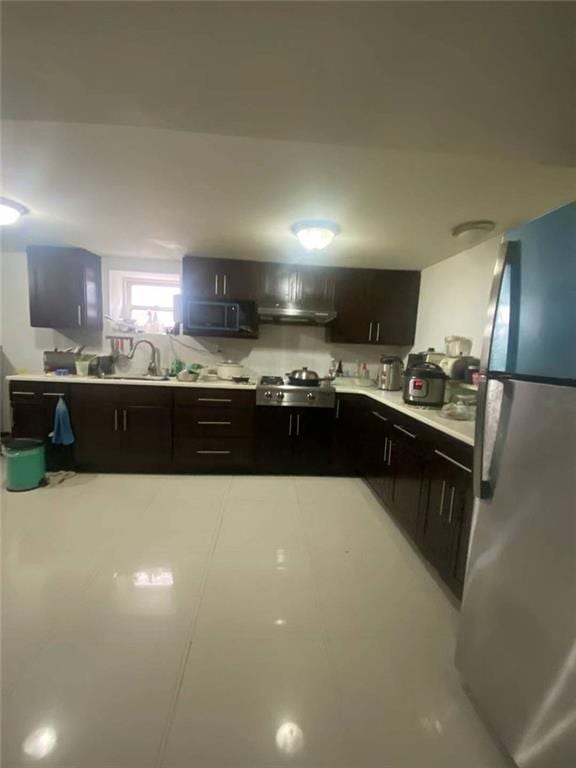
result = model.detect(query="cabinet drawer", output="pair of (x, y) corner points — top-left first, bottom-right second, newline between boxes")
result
(174, 407), (253, 438)
(10, 381), (70, 403)
(174, 437), (253, 469)
(174, 388), (255, 409)
(70, 384), (172, 406)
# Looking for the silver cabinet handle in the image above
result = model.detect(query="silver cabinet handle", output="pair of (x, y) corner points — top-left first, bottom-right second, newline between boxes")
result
(198, 397), (232, 403)
(196, 450), (231, 455)
(214, 274), (219, 295)
(368, 321), (373, 342)
(296, 413), (301, 436)
(448, 486), (456, 524)
(288, 413), (293, 436)
(372, 410), (388, 423)
(393, 424), (417, 439)
(223, 274), (227, 296)
(387, 439), (393, 467)
(42, 392), (66, 397)
(12, 391), (35, 396)
(434, 449), (472, 473)
(383, 437), (388, 462)
(123, 409), (128, 431)
(376, 322), (380, 342)
(197, 420), (231, 425)
(77, 304), (82, 326)
(114, 409), (119, 432)
(439, 479), (446, 516)
(335, 399), (341, 419)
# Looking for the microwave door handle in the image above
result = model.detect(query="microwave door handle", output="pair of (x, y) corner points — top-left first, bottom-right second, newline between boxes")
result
(474, 238), (512, 500)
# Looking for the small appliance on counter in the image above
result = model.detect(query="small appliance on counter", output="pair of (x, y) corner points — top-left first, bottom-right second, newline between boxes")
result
(438, 355), (480, 380)
(444, 335), (472, 357)
(216, 361), (246, 380)
(403, 362), (447, 407)
(377, 356), (403, 391)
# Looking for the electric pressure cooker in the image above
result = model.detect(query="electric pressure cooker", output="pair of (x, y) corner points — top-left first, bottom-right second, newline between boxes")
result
(403, 362), (447, 407)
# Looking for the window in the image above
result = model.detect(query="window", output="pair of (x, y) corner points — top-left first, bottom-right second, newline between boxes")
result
(123, 276), (180, 329)
(109, 270), (181, 331)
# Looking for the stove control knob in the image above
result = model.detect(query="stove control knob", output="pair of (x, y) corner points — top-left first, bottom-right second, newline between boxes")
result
(264, 390), (273, 399)
(276, 391), (285, 400)
(306, 392), (316, 401)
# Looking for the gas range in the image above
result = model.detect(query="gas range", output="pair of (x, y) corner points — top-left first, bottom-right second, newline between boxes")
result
(256, 376), (335, 408)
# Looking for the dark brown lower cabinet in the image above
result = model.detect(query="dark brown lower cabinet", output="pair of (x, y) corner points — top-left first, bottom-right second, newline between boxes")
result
(9, 381), (74, 470)
(71, 385), (172, 471)
(419, 447), (474, 598)
(386, 424), (425, 539)
(256, 407), (334, 475)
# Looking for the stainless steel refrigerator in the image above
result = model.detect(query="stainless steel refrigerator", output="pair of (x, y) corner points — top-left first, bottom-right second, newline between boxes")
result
(456, 201), (576, 768)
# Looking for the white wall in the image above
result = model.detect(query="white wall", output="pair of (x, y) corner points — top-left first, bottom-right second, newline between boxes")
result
(413, 236), (499, 358)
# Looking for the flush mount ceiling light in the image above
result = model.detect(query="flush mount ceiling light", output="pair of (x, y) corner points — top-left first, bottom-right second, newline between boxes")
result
(0, 198), (28, 226)
(451, 220), (496, 239)
(291, 220), (340, 251)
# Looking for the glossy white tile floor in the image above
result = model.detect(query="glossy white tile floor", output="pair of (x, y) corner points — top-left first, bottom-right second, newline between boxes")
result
(2, 474), (512, 768)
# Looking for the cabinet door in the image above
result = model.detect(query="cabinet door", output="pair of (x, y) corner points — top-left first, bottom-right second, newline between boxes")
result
(331, 395), (363, 475)
(216, 259), (258, 300)
(121, 405), (173, 467)
(255, 408), (295, 473)
(27, 246), (102, 330)
(292, 408), (334, 475)
(329, 269), (376, 343)
(420, 448), (473, 597)
(182, 256), (220, 299)
(258, 263), (299, 306)
(295, 266), (336, 309)
(28, 247), (83, 329)
(370, 271), (421, 345)
(387, 425), (424, 538)
(72, 400), (123, 467)
(364, 407), (392, 502)
(11, 402), (45, 440)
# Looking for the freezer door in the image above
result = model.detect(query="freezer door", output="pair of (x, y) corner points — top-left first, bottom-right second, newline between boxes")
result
(457, 378), (576, 768)
(489, 202), (576, 381)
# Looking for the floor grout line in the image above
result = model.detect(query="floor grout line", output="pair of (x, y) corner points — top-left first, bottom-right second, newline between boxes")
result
(153, 475), (233, 768)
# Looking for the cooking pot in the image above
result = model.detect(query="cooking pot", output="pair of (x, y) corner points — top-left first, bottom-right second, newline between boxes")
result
(216, 361), (245, 380)
(403, 362), (447, 407)
(286, 367), (333, 387)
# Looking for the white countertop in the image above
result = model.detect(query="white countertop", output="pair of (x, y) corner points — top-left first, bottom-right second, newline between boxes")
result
(6, 374), (257, 390)
(334, 384), (475, 446)
(7, 375), (475, 445)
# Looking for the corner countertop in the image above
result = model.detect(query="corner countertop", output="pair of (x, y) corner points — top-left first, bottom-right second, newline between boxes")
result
(7, 375), (475, 446)
(6, 374), (257, 391)
(334, 384), (475, 446)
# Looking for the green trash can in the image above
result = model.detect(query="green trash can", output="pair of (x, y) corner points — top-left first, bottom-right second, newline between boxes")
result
(3, 438), (46, 492)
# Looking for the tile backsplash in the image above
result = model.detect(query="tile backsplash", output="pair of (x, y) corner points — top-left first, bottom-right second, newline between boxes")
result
(117, 324), (410, 380)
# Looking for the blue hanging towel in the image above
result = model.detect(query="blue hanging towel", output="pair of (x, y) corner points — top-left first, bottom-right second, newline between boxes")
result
(51, 397), (75, 446)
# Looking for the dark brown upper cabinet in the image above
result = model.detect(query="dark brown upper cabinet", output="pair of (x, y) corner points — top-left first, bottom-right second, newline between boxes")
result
(257, 263), (335, 310)
(27, 246), (103, 330)
(328, 268), (420, 345)
(182, 256), (258, 301)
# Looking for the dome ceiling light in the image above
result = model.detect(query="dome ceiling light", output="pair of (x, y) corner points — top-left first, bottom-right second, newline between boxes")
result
(0, 198), (28, 226)
(291, 220), (340, 251)
(451, 220), (496, 240)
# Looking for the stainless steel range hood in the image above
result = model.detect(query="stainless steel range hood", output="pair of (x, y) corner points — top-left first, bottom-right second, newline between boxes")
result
(257, 305), (337, 325)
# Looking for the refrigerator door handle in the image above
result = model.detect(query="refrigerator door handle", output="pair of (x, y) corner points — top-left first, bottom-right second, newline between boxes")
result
(474, 239), (513, 500)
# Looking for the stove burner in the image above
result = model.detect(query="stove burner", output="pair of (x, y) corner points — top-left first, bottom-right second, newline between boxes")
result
(256, 375), (335, 408)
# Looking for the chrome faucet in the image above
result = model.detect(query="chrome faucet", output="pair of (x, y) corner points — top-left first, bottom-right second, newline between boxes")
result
(128, 339), (161, 377)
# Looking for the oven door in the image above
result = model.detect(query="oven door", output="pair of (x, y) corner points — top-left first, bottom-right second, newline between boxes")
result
(184, 300), (240, 332)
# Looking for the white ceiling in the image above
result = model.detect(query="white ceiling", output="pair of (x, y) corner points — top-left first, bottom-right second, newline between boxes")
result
(1, 1), (575, 268)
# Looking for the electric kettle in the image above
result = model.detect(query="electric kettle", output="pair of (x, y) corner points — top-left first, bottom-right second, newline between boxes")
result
(378, 356), (404, 391)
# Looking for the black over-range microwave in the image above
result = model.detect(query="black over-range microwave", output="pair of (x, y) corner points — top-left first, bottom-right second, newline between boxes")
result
(182, 298), (258, 338)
